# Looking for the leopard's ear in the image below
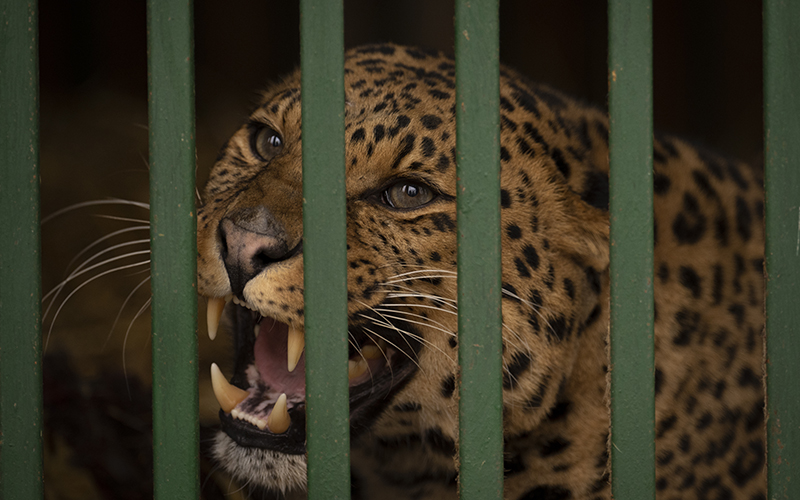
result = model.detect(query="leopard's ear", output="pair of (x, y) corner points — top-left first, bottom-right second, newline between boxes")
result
(550, 187), (609, 273)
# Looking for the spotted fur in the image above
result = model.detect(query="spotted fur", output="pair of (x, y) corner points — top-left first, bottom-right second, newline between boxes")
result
(197, 44), (765, 499)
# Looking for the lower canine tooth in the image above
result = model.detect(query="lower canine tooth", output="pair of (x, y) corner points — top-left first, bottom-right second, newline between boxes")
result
(210, 363), (249, 413)
(348, 358), (368, 380)
(268, 393), (290, 433)
(287, 327), (305, 372)
(207, 296), (228, 341)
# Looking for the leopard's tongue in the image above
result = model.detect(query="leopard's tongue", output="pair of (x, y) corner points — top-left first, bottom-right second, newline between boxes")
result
(253, 320), (385, 389)
(254, 319), (306, 396)
(208, 305), (391, 433)
(206, 296), (380, 382)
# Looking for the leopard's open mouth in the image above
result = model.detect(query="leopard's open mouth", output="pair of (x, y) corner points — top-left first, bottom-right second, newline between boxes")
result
(207, 297), (420, 454)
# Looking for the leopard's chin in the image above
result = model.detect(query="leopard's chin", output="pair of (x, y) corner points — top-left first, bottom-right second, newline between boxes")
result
(208, 299), (421, 486)
(211, 430), (308, 493)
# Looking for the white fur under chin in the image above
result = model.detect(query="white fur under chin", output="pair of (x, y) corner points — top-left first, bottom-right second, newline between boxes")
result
(212, 431), (308, 494)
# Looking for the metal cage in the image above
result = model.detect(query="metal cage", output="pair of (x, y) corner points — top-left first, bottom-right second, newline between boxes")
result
(1, 1), (797, 499)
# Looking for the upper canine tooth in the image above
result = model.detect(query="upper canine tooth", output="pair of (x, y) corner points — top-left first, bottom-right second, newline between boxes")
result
(361, 345), (382, 360)
(268, 393), (290, 433)
(287, 327), (305, 372)
(348, 358), (368, 380)
(206, 296), (228, 341)
(210, 363), (249, 413)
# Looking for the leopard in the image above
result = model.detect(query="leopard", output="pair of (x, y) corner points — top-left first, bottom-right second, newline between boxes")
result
(197, 43), (766, 500)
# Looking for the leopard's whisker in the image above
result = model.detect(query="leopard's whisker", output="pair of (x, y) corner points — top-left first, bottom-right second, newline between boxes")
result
(362, 326), (422, 372)
(380, 262), (448, 270)
(498, 323), (532, 361)
(59, 239), (150, 291)
(386, 268), (457, 280)
(501, 288), (555, 331)
(93, 214), (151, 224)
(381, 284), (537, 356)
(359, 312), (453, 363)
(41, 198), (150, 224)
(348, 330), (391, 367)
(384, 274), (457, 285)
(44, 259), (151, 351)
(43, 248), (151, 306)
(104, 275), (151, 352)
(384, 294), (458, 313)
(347, 333), (387, 390)
(374, 302), (458, 316)
(353, 299), (421, 359)
(221, 460), (255, 497)
(372, 307), (455, 338)
(380, 301), (529, 353)
(199, 461), (224, 492)
(62, 225), (150, 276)
(358, 304), (420, 361)
(382, 290), (458, 308)
(382, 280), (457, 293)
(356, 328), (397, 386)
(121, 296), (151, 396)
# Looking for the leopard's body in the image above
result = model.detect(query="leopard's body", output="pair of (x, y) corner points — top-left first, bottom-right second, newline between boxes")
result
(196, 44), (766, 500)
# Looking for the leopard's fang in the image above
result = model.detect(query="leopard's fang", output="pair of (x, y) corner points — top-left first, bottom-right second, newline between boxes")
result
(287, 326), (305, 372)
(210, 362), (249, 412)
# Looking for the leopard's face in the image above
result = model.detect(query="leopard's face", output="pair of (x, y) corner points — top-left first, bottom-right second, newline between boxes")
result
(197, 44), (610, 497)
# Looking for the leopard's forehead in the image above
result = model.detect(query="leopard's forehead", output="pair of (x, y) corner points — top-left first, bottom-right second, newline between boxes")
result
(343, 44), (456, 115)
(266, 45), (455, 107)
(255, 45), (455, 124)
(243, 44), (459, 195)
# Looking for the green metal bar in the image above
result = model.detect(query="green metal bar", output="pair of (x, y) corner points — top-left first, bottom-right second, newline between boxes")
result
(300, 2), (349, 499)
(0, 1), (43, 498)
(764, 1), (800, 498)
(454, 1), (503, 499)
(146, 1), (199, 498)
(608, 1), (655, 498)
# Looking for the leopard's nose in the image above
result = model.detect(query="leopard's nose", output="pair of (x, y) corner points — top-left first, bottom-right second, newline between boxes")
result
(218, 206), (300, 296)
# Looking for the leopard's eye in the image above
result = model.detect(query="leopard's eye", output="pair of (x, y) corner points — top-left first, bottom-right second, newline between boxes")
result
(382, 181), (436, 209)
(249, 124), (284, 162)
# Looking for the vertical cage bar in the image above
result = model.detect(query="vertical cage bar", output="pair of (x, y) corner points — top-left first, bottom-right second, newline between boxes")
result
(454, 1), (503, 498)
(0, 1), (43, 498)
(146, 0), (199, 498)
(608, 1), (655, 498)
(300, 1), (349, 498)
(764, 1), (800, 497)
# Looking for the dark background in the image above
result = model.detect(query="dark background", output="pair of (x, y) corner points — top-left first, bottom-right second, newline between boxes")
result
(39, 1), (762, 499)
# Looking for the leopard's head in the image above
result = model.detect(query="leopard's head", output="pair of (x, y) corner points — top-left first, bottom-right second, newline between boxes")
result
(197, 44), (610, 496)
